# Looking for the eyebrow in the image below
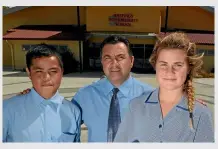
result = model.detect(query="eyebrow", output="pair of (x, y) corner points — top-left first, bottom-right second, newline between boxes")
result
(158, 61), (185, 64)
(48, 67), (59, 70)
(32, 66), (43, 70)
(116, 54), (125, 57)
(32, 66), (59, 70)
(158, 61), (167, 63)
(174, 62), (184, 64)
(103, 53), (125, 58)
(103, 55), (111, 58)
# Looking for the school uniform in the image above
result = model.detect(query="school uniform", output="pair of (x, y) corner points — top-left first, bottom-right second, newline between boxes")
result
(114, 88), (214, 142)
(3, 88), (81, 142)
(72, 76), (154, 142)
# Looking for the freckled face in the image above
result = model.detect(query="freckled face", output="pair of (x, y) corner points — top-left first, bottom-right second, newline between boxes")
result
(155, 49), (189, 91)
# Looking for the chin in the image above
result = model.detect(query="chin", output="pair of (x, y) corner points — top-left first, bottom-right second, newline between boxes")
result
(41, 93), (55, 99)
(40, 90), (56, 99)
(160, 85), (182, 91)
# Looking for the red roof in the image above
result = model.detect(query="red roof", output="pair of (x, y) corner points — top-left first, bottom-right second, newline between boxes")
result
(3, 25), (86, 40)
(3, 29), (61, 39)
(158, 32), (214, 45)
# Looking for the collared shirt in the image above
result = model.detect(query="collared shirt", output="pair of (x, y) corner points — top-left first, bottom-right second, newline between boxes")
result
(3, 88), (81, 142)
(72, 76), (153, 142)
(114, 88), (214, 142)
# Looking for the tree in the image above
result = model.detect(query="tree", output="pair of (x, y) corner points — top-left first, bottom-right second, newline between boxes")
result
(3, 6), (10, 9)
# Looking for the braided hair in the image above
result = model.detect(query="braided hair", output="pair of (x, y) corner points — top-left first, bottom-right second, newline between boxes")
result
(149, 32), (204, 129)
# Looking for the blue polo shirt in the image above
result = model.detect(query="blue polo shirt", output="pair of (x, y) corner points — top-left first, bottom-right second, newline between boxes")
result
(114, 88), (214, 142)
(3, 88), (81, 142)
(72, 76), (154, 142)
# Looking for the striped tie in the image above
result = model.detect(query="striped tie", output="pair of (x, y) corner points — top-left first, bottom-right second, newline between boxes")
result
(107, 88), (121, 142)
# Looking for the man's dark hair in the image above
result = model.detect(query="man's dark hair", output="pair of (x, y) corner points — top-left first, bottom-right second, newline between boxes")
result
(100, 35), (133, 57)
(26, 43), (63, 70)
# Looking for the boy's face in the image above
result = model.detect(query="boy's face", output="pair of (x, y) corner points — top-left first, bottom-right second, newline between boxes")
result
(26, 56), (63, 99)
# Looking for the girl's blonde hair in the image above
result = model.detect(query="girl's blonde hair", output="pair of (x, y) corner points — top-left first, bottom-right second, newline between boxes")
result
(149, 32), (204, 129)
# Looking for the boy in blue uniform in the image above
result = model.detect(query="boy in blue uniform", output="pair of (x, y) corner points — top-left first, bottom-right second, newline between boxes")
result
(3, 44), (81, 142)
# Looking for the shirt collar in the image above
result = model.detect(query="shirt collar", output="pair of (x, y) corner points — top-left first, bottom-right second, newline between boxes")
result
(144, 88), (189, 111)
(118, 76), (133, 97)
(176, 95), (189, 112)
(100, 75), (133, 97)
(30, 88), (63, 106)
(144, 88), (159, 103)
(99, 78), (114, 96)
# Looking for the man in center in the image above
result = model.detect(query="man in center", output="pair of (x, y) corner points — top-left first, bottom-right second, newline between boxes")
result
(72, 36), (153, 142)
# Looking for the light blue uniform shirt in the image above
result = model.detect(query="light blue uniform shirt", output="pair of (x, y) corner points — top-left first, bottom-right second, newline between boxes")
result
(3, 88), (81, 142)
(72, 76), (154, 142)
(114, 88), (214, 142)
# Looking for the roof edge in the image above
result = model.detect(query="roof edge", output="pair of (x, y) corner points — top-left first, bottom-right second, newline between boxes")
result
(200, 6), (214, 13)
(3, 6), (32, 16)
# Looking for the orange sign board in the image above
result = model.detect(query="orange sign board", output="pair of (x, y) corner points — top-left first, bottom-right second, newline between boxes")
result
(108, 13), (138, 26)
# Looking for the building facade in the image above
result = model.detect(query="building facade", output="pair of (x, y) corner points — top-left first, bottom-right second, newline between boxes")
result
(3, 6), (214, 73)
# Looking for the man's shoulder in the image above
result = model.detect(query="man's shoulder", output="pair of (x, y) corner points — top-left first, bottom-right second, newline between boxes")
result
(129, 90), (154, 110)
(62, 98), (81, 116)
(63, 98), (80, 109)
(76, 79), (105, 94)
(131, 77), (154, 90)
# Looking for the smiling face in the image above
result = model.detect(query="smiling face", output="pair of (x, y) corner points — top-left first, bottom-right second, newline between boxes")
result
(26, 56), (63, 99)
(101, 42), (134, 87)
(155, 49), (189, 91)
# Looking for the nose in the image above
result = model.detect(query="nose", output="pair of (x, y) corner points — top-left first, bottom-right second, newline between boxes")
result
(42, 72), (51, 81)
(166, 66), (175, 75)
(110, 58), (119, 67)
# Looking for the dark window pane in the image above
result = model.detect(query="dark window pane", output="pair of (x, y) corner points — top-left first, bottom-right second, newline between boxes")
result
(22, 45), (30, 51)
(59, 45), (68, 50)
(207, 50), (214, 56)
(197, 49), (205, 55)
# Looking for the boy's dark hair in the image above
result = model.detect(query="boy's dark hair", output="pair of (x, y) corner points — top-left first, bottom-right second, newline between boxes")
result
(100, 35), (133, 57)
(26, 43), (63, 70)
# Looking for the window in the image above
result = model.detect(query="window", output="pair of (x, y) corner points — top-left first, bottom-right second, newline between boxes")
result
(59, 45), (68, 50)
(197, 49), (214, 56)
(131, 44), (144, 48)
(22, 44), (68, 51)
(197, 49), (206, 55)
(22, 45), (31, 51)
(207, 50), (214, 56)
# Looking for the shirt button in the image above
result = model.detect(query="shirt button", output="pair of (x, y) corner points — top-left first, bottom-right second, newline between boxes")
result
(159, 124), (162, 128)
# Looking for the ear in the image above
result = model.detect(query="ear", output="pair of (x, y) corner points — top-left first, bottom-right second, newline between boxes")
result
(130, 56), (134, 68)
(187, 68), (191, 75)
(61, 68), (64, 75)
(26, 67), (31, 80)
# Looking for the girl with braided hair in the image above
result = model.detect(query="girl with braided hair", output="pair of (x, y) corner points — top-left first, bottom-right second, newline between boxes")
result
(114, 32), (214, 142)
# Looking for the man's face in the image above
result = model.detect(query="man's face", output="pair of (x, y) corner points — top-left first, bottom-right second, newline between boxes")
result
(26, 56), (63, 99)
(101, 42), (134, 86)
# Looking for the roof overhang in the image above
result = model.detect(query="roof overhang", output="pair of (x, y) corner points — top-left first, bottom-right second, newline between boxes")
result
(86, 32), (157, 40)
(3, 6), (31, 16)
(3, 29), (61, 40)
(158, 32), (214, 45)
(3, 25), (86, 41)
(200, 6), (214, 13)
